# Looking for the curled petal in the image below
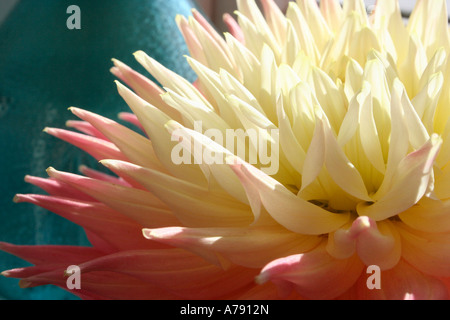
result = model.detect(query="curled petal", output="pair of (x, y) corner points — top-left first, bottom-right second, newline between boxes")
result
(230, 160), (350, 235)
(358, 134), (442, 221)
(327, 217), (401, 270)
(256, 244), (364, 299)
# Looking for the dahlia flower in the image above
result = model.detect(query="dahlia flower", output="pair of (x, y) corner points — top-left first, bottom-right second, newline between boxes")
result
(2, 0), (450, 300)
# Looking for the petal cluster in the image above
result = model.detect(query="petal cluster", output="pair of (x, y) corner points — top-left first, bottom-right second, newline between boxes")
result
(2, 0), (450, 299)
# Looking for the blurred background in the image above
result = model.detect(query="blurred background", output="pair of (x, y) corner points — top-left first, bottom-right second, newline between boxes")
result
(0, 0), (449, 300)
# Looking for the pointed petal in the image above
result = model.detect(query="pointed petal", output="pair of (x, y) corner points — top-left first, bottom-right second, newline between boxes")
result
(13, 194), (164, 251)
(110, 59), (183, 122)
(69, 107), (165, 172)
(76, 249), (258, 299)
(44, 127), (127, 163)
(115, 81), (207, 184)
(0, 242), (103, 266)
(320, 0), (343, 32)
(65, 120), (108, 140)
(223, 13), (245, 44)
(134, 50), (212, 108)
(46, 167), (177, 228)
(23, 175), (96, 202)
(78, 165), (131, 188)
(321, 111), (372, 201)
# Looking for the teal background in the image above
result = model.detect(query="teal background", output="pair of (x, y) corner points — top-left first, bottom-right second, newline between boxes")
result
(0, 0), (202, 300)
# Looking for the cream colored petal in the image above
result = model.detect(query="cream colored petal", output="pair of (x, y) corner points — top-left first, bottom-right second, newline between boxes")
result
(134, 50), (212, 109)
(308, 66), (346, 133)
(372, 0), (409, 64)
(235, 12), (267, 64)
(348, 26), (382, 67)
(186, 56), (240, 128)
(161, 88), (230, 133)
(224, 32), (262, 97)
(399, 84), (430, 150)
(295, 0), (332, 52)
(258, 44), (278, 122)
(101, 159), (253, 228)
(320, 0), (343, 33)
(288, 81), (316, 148)
(358, 135), (442, 221)
(411, 72), (444, 133)
(219, 68), (267, 117)
(176, 15), (208, 67)
(237, 0), (280, 57)
(320, 10), (360, 77)
(417, 48), (447, 92)
(301, 114), (325, 191)
(399, 197), (450, 233)
(372, 79), (409, 200)
(321, 111), (372, 201)
(115, 81), (207, 184)
(110, 59), (182, 122)
(261, 0), (288, 45)
(407, 0), (450, 59)
(166, 120), (250, 205)
(343, 58), (363, 101)
(188, 15), (237, 76)
(358, 83), (386, 174)
(342, 0), (368, 25)
(143, 225), (321, 268)
(69, 107), (165, 172)
(281, 20), (301, 66)
(434, 57), (450, 134)
(337, 87), (360, 148)
(276, 96), (306, 176)
(286, 3), (320, 65)
(398, 34), (427, 98)
(230, 160), (350, 235)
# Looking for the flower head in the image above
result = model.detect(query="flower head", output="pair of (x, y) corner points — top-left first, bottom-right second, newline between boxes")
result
(2, 0), (450, 300)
